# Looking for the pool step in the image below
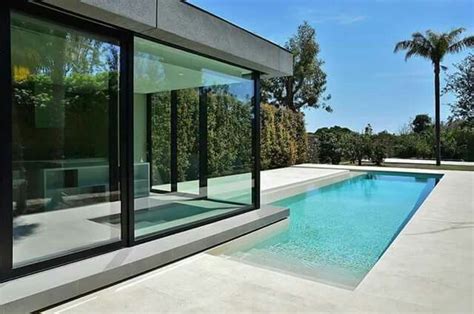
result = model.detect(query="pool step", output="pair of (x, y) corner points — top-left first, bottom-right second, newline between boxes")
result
(262, 170), (359, 204)
(222, 248), (361, 289)
(208, 219), (289, 256)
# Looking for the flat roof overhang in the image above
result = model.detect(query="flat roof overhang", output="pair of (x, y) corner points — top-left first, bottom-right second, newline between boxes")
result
(38, 0), (293, 77)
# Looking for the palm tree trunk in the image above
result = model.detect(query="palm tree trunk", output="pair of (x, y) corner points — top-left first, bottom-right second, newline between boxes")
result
(434, 63), (441, 166)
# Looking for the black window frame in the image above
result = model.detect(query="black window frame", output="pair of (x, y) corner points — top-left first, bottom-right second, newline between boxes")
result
(0, 1), (261, 282)
(1, 2), (129, 281)
(131, 34), (261, 244)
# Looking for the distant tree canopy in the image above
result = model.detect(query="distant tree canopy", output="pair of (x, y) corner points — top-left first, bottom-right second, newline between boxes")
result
(412, 114), (433, 133)
(262, 21), (331, 112)
(310, 126), (354, 164)
(307, 124), (387, 165)
(444, 54), (474, 127)
(307, 115), (474, 165)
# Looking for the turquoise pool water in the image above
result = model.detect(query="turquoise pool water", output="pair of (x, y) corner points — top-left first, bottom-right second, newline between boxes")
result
(223, 172), (440, 288)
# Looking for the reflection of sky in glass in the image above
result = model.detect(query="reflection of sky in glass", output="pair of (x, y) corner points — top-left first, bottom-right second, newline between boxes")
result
(202, 69), (249, 86)
(134, 51), (166, 84)
(11, 13), (120, 79)
(228, 81), (253, 103)
(202, 69), (252, 102)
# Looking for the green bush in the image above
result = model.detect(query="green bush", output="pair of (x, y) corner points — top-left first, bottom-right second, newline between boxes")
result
(371, 143), (386, 166)
(307, 126), (356, 165)
(260, 104), (308, 169)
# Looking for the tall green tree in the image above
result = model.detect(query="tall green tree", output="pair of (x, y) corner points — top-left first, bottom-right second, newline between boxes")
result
(262, 21), (331, 112)
(444, 54), (474, 127)
(394, 28), (474, 165)
(412, 114), (432, 133)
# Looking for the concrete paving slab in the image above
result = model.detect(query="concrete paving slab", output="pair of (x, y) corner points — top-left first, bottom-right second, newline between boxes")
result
(32, 165), (474, 313)
(385, 158), (474, 166)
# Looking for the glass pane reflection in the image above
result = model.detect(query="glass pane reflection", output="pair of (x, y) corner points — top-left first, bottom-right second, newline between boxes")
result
(133, 37), (255, 239)
(11, 12), (121, 266)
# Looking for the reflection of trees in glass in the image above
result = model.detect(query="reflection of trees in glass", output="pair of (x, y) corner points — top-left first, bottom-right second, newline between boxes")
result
(150, 92), (171, 185)
(149, 89), (200, 185)
(177, 89), (200, 182)
(12, 13), (119, 162)
(11, 12), (120, 213)
(149, 86), (253, 183)
(207, 87), (252, 177)
(133, 49), (164, 93)
(13, 72), (117, 161)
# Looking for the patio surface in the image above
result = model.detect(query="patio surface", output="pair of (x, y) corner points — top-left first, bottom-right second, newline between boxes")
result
(45, 165), (473, 313)
(384, 158), (474, 167)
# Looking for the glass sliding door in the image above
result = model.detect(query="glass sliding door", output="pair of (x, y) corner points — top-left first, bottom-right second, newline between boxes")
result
(10, 12), (121, 267)
(206, 82), (254, 205)
(176, 88), (200, 196)
(133, 37), (255, 240)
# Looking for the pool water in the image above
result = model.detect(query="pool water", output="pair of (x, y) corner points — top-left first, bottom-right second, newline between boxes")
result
(220, 172), (440, 288)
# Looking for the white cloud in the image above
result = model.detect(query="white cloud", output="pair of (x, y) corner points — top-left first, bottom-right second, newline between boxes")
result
(293, 7), (368, 25)
(313, 13), (368, 25)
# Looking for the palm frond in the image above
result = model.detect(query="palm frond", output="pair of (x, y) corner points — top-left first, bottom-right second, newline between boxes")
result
(405, 45), (432, 61)
(426, 30), (440, 44)
(394, 32), (432, 61)
(393, 40), (413, 53)
(448, 36), (474, 53)
(396, 29), (473, 64)
(412, 32), (427, 41)
(446, 27), (466, 44)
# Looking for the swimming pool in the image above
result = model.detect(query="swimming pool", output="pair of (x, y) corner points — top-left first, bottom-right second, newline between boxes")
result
(215, 171), (441, 288)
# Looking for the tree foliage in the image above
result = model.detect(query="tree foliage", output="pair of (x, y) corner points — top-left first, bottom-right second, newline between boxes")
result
(13, 73), (113, 160)
(307, 116), (474, 165)
(148, 88), (253, 184)
(444, 54), (474, 127)
(310, 126), (353, 164)
(394, 28), (474, 65)
(262, 21), (331, 112)
(261, 104), (308, 169)
(412, 114), (433, 133)
(394, 28), (474, 165)
(207, 89), (253, 177)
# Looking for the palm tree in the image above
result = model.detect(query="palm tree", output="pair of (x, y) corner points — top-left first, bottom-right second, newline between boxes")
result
(394, 28), (474, 166)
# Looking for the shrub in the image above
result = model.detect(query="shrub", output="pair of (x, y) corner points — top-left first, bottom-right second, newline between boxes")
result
(371, 144), (386, 166)
(260, 104), (308, 169)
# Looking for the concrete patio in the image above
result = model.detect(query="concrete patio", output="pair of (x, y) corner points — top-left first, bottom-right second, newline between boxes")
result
(43, 164), (473, 313)
(384, 158), (474, 167)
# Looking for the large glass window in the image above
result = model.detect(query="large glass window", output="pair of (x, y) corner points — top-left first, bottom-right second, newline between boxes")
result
(133, 37), (255, 239)
(11, 12), (121, 266)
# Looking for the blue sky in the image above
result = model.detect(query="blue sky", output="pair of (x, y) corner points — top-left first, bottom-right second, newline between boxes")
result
(191, 0), (474, 133)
